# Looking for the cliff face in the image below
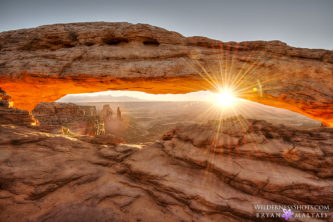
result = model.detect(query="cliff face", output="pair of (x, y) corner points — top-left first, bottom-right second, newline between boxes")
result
(0, 22), (332, 125)
(0, 116), (332, 222)
(0, 87), (37, 126)
(32, 102), (104, 135)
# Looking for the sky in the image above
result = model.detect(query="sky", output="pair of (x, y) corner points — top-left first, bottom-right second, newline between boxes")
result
(57, 90), (247, 111)
(0, 0), (332, 49)
(58, 90), (215, 102)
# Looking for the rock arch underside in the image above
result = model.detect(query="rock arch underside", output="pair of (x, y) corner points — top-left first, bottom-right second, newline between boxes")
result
(0, 22), (332, 126)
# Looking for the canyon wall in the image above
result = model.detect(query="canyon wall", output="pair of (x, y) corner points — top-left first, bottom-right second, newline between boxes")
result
(33, 102), (104, 135)
(0, 87), (37, 126)
(0, 22), (332, 125)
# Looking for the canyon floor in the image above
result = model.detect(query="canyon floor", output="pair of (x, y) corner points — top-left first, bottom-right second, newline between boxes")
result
(0, 94), (332, 222)
(75, 100), (321, 143)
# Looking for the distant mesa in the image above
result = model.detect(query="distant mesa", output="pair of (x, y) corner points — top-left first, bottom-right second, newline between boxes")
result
(59, 94), (145, 103)
(100, 104), (124, 135)
(100, 104), (113, 121)
(32, 102), (103, 135)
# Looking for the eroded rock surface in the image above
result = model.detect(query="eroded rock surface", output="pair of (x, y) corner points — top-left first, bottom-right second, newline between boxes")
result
(0, 22), (332, 125)
(0, 87), (37, 126)
(1, 115), (332, 221)
(32, 102), (104, 135)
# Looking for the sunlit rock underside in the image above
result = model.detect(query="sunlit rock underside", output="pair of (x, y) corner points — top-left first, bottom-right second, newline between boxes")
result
(0, 87), (37, 126)
(0, 22), (332, 125)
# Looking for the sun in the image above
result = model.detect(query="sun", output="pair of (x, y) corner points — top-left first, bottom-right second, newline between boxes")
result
(214, 89), (237, 107)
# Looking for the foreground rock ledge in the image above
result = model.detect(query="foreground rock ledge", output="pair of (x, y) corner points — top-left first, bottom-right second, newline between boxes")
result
(0, 22), (332, 126)
(0, 116), (332, 222)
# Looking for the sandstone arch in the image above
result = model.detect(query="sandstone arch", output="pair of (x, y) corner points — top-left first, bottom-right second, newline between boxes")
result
(0, 22), (332, 125)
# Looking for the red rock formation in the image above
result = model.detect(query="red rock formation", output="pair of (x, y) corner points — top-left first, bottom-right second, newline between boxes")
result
(0, 116), (332, 221)
(32, 102), (104, 135)
(99, 104), (126, 137)
(0, 22), (332, 126)
(100, 104), (113, 121)
(0, 88), (37, 126)
(117, 106), (122, 121)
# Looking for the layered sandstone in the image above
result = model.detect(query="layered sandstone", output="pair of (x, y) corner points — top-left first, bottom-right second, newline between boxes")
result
(0, 22), (332, 125)
(0, 116), (332, 222)
(99, 104), (125, 137)
(0, 87), (37, 126)
(32, 102), (104, 135)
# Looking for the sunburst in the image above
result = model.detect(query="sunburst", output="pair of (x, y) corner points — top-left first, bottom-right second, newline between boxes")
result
(185, 41), (282, 117)
(214, 87), (237, 108)
(183, 41), (285, 180)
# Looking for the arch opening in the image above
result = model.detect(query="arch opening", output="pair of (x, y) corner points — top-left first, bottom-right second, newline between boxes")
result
(30, 90), (320, 144)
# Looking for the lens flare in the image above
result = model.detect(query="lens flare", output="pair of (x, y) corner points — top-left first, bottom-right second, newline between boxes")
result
(215, 89), (237, 107)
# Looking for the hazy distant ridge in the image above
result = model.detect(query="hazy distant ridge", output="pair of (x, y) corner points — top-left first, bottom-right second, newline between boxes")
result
(58, 95), (145, 102)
